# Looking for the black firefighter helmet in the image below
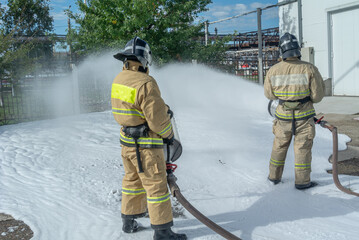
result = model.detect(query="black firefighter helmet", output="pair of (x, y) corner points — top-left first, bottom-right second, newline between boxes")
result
(114, 37), (152, 67)
(279, 32), (301, 60)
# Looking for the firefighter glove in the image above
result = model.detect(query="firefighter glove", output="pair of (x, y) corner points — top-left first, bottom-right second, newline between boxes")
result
(163, 136), (174, 145)
(166, 104), (173, 119)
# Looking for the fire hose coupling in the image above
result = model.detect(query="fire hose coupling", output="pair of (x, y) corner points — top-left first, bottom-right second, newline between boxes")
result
(167, 172), (180, 196)
(166, 163), (178, 172)
(314, 116), (328, 128)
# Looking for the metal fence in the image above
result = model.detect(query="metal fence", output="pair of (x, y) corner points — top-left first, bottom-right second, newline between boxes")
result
(0, 73), (72, 125)
(220, 46), (279, 83)
(0, 66), (113, 126)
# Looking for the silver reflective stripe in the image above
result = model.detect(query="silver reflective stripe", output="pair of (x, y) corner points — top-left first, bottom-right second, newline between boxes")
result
(280, 39), (298, 46)
(295, 163), (311, 169)
(147, 193), (170, 204)
(271, 74), (309, 87)
(120, 133), (163, 146)
(158, 122), (172, 136)
(135, 45), (150, 53)
(125, 45), (150, 53)
(273, 89), (310, 97)
(112, 108), (145, 118)
(122, 188), (146, 195)
(270, 158), (285, 166)
(275, 109), (316, 120)
(124, 46), (133, 51)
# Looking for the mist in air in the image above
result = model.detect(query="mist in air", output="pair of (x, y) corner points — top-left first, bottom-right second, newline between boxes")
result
(74, 52), (269, 116)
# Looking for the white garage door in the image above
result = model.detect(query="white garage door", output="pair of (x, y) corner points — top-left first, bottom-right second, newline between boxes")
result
(332, 7), (359, 96)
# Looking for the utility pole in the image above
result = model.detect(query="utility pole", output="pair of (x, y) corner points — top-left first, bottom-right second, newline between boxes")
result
(257, 8), (264, 85)
(297, 0), (303, 47)
(204, 20), (209, 46)
(68, 5), (73, 65)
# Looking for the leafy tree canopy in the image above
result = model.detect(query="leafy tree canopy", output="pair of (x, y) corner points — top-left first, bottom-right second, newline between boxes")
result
(2, 0), (53, 36)
(68, 0), (229, 65)
(0, 0), (54, 81)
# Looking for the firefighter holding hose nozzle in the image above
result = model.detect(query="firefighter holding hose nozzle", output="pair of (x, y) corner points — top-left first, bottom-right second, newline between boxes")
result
(264, 33), (325, 190)
(111, 37), (187, 240)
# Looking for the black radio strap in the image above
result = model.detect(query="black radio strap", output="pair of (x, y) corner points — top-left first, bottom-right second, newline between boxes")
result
(134, 138), (144, 173)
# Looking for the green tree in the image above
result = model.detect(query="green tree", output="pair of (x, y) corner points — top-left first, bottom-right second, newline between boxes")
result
(68, 0), (229, 64)
(2, 0), (53, 36)
(1, 0), (54, 75)
(0, 3), (34, 82)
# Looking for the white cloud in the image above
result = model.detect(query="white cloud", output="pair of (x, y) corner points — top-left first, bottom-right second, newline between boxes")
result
(235, 4), (247, 13)
(212, 11), (230, 18)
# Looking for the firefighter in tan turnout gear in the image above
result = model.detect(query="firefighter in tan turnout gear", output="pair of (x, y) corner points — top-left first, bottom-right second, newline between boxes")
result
(111, 37), (187, 240)
(264, 33), (325, 190)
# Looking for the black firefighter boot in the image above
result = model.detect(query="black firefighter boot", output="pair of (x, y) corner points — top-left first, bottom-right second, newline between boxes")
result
(122, 218), (139, 233)
(295, 181), (318, 190)
(153, 227), (187, 240)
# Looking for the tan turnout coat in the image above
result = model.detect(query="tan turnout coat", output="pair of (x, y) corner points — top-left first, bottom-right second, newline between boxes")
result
(264, 57), (325, 121)
(111, 60), (174, 227)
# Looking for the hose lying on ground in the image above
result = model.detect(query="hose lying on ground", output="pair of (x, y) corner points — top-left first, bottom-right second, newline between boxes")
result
(322, 122), (359, 197)
(167, 173), (242, 240)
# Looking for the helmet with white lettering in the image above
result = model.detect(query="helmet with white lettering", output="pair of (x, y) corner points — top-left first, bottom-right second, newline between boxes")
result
(279, 32), (301, 60)
(114, 37), (152, 67)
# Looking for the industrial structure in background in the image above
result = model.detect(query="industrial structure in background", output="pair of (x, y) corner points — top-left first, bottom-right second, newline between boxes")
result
(208, 27), (280, 82)
(204, 0), (298, 84)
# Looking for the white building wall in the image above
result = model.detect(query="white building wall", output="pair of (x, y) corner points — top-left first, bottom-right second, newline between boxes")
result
(278, 0), (359, 95)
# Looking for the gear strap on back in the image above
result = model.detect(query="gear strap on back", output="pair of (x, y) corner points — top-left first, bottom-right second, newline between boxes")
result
(123, 124), (149, 173)
(278, 96), (311, 135)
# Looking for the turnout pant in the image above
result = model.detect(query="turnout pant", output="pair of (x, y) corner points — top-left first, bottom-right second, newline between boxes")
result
(269, 118), (315, 185)
(121, 146), (173, 228)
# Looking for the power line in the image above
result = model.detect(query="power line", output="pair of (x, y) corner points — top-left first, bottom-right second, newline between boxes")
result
(208, 0), (298, 25)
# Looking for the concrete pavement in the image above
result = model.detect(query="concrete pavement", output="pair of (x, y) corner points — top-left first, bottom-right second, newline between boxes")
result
(315, 96), (359, 115)
(314, 96), (359, 174)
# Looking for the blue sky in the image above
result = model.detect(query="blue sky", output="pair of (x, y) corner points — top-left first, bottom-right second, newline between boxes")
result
(0, 0), (279, 35)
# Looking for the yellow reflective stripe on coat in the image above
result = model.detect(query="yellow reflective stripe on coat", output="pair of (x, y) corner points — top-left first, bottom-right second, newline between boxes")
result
(157, 122), (172, 136)
(147, 193), (170, 204)
(122, 188), (146, 195)
(111, 83), (137, 104)
(273, 89), (310, 97)
(295, 163), (311, 169)
(112, 108), (145, 118)
(275, 109), (316, 120)
(270, 158), (285, 166)
(120, 132), (163, 146)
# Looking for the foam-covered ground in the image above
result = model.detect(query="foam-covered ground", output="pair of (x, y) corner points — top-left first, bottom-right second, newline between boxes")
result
(1, 58), (358, 240)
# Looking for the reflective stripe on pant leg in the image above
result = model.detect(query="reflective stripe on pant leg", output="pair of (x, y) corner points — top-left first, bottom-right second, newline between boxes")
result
(121, 146), (147, 216)
(293, 119), (315, 185)
(138, 148), (173, 226)
(269, 119), (292, 180)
